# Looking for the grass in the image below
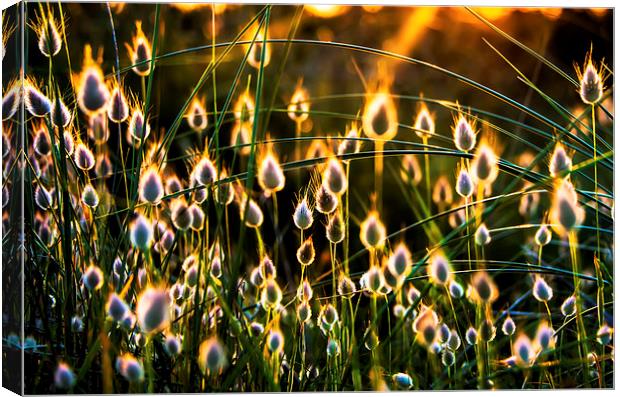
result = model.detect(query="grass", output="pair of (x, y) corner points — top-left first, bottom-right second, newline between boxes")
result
(1, 3), (613, 393)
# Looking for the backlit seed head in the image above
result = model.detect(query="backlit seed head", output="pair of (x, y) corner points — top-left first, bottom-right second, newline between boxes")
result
(164, 334), (182, 356)
(596, 324), (613, 345)
(413, 306), (439, 347)
(392, 372), (413, 390)
(315, 184), (338, 214)
(576, 50), (605, 105)
(71, 316), (83, 332)
(326, 211), (345, 244)
(2, 83), (20, 120)
(550, 179), (585, 236)
(95, 153), (113, 179)
(474, 223), (491, 246)
(502, 316), (516, 336)
(187, 97), (208, 132)
(561, 295), (577, 317)
(535, 321), (556, 352)
(400, 154), (422, 185)
(338, 124), (361, 161)
(363, 88), (398, 141)
(297, 300), (312, 323)
(258, 153), (285, 193)
(449, 280), (464, 299)
(35, 13), (62, 57)
(288, 83), (310, 123)
(138, 268), (148, 289)
(106, 293), (129, 322)
(82, 265), (104, 291)
(322, 157), (347, 196)
(534, 225), (552, 246)
(438, 323), (451, 344)
(74, 142), (95, 171)
(364, 327), (380, 351)
(81, 184), (99, 208)
(108, 85), (129, 123)
(126, 21), (153, 76)
(35, 185), (53, 210)
(138, 166), (164, 204)
(171, 199), (194, 231)
(62, 130), (75, 155)
(337, 273), (356, 297)
(441, 349), (455, 366)
(128, 107), (151, 142)
(247, 29), (271, 69)
(365, 266), (385, 295)
(118, 354), (144, 382)
(388, 243), (412, 278)
(453, 115), (476, 152)
(393, 304), (406, 318)
(297, 279), (313, 301)
(194, 157), (217, 186)
(185, 265), (199, 287)
(447, 330), (461, 351)
(414, 103), (435, 140)
(189, 204), (205, 230)
(33, 126), (51, 156)
(427, 251), (452, 286)
(406, 284), (421, 305)
(233, 89), (255, 125)
(165, 175), (182, 195)
(136, 287), (170, 334)
(250, 322), (264, 336)
(360, 211), (386, 250)
(465, 327), (478, 345)
(214, 170), (234, 206)
(54, 363), (76, 389)
(532, 275), (553, 302)
(24, 80), (52, 117)
(250, 266), (265, 288)
(293, 197), (313, 230)
(432, 176), (453, 208)
(75, 45), (109, 115)
(321, 303), (339, 327)
(51, 97), (72, 128)
(326, 338), (341, 357)
(469, 271), (498, 304)
(266, 329), (284, 354)
(296, 237), (315, 266)
(479, 318), (496, 342)
(513, 334), (535, 367)
(240, 197), (263, 228)
(456, 168), (474, 198)
(261, 278), (282, 310)
(549, 143), (572, 178)
(472, 143), (498, 185)
(210, 257), (222, 279)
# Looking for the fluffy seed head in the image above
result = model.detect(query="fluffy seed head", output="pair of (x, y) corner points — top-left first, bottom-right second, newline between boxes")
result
(326, 338), (341, 357)
(479, 318), (497, 342)
(287, 83), (310, 123)
(247, 29), (271, 69)
(413, 306), (439, 347)
(296, 237), (316, 266)
(337, 273), (356, 297)
(438, 323), (451, 344)
(468, 271), (498, 304)
(74, 142), (95, 171)
(136, 287), (170, 334)
(322, 157), (347, 196)
(534, 225), (552, 246)
(550, 179), (584, 236)
(400, 154), (422, 185)
(171, 199), (194, 231)
(392, 372), (413, 390)
(126, 21), (153, 76)
(51, 97), (72, 128)
(187, 97), (208, 132)
(388, 243), (412, 278)
(561, 295), (577, 317)
(261, 278), (282, 310)
(128, 107), (151, 143)
(76, 46), (109, 115)
(360, 211), (386, 250)
(106, 293), (129, 322)
(214, 170), (234, 206)
(338, 124), (361, 161)
(35, 185), (53, 210)
(293, 197), (313, 230)
(427, 251), (452, 286)
(36, 13), (62, 57)
(447, 330), (461, 351)
(465, 327), (478, 345)
(576, 51), (605, 105)
(474, 223), (491, 246)
(441, 349), (455, 366)
(54, 363), (76, 389)
(297, 278), (313, 301)
(456, 168), (474, 198)
(81, 184), (99, 208)
(24, 80), (52, 117)
(453, 115), (476, 152)
(532, 275), (553, 302)
(315, 184), (338, 214)
(414, 103), (435, 140)
(108, 85), (129, 123)
(2, 83), (20, 120)
(189, 204), (205, 230)
(472, 143), (499, 185)
(449, 280), (464, 299)
(549, 143), (572, 178)
(164, 334), (182, 356)
(118, 353), (144, 382)
(502, 316), (516, 336)
(130, 213), (153, 250)
(326, 211), (345, 244)
(596, 324), (613, 345)
(33, 126), (51, 156)
(297, 300), (312, 323)
(138, 166), (164, 204)
(513, 334), (535, 367)
(266, 328), (284, 354)
(83, 265), (104, 291)
(363, 88), (398, 141)
(432, 176), (453, 208)
(258, 153), (285, 193)
(535, 321), (556, 352)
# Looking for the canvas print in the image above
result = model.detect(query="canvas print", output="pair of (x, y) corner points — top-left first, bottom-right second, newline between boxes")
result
(1, 2), (614, 393)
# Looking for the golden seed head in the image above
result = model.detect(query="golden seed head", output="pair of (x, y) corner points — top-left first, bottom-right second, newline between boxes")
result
(363, 88), (398, 141)
(322, 157), (347, 196)
(360, 210), (386, 250)
(532, 275), (553, 302)
(126, 21), (153, 76)
(550, 179), (584, 236)
(198, 336), (227, 375)
(293, 197), (314, 230)
(427, 251), (452, 286)
(576, 50), (605, 105)
(468, 271), (498, 304)
(288, 83), (310, 123)
(453, 115), (476, 152)
(432, 176), (453, 208)
(400, 154), (422, 186)
(549, 143), (572, 179)
(296, 236), (316, 266)
(413, 104), (435, 140)
(187, 97), (208, 132)
(472, 143), (499, 185)
(258, 153), (285, 194)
